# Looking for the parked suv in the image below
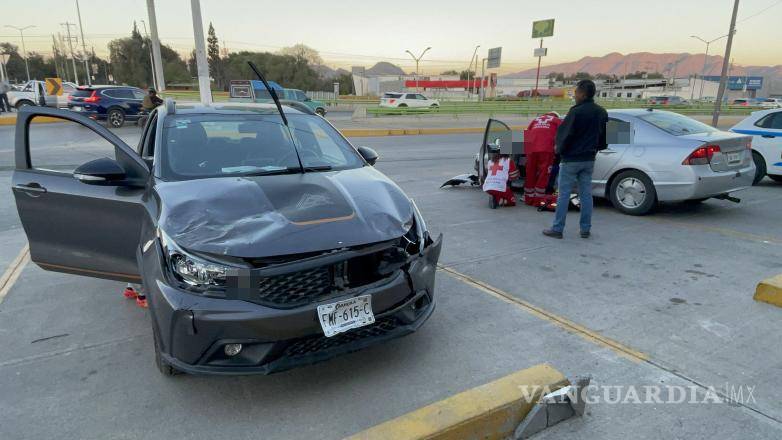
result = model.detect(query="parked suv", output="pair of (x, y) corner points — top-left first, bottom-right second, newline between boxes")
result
(67, 85), (146, 127)
(12, 101), (442, 376)
(380, 92), (440, 109)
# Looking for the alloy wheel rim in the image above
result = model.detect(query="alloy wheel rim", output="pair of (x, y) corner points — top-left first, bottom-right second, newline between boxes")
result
(616, 177), (647, 209)
(110, 112), (122, 126)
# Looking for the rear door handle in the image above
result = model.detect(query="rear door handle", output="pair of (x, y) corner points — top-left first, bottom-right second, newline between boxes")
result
(15, 183), (47, 193)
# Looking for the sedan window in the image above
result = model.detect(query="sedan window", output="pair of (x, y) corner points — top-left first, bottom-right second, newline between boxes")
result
(637, 111), (718, 136)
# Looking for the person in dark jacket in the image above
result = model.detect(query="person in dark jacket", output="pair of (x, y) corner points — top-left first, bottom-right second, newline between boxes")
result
(543, 79), (607, 239)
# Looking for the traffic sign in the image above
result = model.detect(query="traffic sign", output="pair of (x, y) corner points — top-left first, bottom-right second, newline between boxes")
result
(487, 47), (502, 69)
(45, 77), (62, 96)
(534, 47), (548, 57)
(532, 19), (555, 38)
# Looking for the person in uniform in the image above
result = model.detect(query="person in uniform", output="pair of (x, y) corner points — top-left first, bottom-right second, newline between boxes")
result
(523, 112), (562, 207)
(483, 153), (521, 208)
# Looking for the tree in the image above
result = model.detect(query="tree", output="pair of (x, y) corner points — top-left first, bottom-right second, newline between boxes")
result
(279, 44), (323, 66)
(108, 23), (190, 88)
(440, 70), (459, 76)
(222, 50), (323, 91)
(207, 22), (224, 89)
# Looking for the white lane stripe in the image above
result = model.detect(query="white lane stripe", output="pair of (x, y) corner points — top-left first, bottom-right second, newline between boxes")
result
(0, 244), (31, 305)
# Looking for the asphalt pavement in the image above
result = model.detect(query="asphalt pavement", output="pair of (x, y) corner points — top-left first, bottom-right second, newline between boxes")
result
(1, 124), (781, 439)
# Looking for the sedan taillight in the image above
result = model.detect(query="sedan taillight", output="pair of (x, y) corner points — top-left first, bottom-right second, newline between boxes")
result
(84, 91), (100, 103)
(683, 145), (720, 165)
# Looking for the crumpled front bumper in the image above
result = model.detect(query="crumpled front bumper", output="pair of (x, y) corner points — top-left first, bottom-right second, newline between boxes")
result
(142, 234), (443, 375)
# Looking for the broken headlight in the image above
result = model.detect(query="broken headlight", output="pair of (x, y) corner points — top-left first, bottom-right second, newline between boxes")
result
(158, 229), (230, 289)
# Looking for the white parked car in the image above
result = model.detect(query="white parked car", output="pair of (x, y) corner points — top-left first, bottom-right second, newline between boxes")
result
(380, 92), (440, 109)
(731, 108), (782, 184)
(759, 98), (782, 109)
(7, 80), (78, 109)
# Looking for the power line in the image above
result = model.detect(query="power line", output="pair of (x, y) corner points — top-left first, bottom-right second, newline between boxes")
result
(737, 0), (782, 22)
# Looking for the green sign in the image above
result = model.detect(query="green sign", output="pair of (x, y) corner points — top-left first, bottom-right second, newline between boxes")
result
(532, 19), (555, 38)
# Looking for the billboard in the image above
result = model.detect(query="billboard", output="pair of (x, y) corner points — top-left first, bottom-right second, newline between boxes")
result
(532, 19), (555, 38)
(487, 47), (502, 69)
(702, 76), (764, 90)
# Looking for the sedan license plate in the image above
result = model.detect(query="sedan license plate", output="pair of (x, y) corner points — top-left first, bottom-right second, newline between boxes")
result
(317, 295), (375, 337)
(72, 106), (82, 111)
(727, 152), (741, 164)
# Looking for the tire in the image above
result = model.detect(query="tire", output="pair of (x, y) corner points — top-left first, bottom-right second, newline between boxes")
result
(769, 175), (782, 183)
(751, 151), (766, 185)
(609, 170), (657, 215)
(315, 107), (326, 117)
(153, 325), (182, 377)
(430, 104), (439, 109)
(15, 100), (34, 109)
(398, 103), (408, 108)
(107, 108), (125, 128)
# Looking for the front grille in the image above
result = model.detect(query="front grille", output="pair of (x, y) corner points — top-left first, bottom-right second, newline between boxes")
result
(284, 317), (403, 358)
(257, 265), (335, 307)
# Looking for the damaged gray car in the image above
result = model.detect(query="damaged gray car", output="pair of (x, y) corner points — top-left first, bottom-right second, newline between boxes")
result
(11, 100), (442, 376)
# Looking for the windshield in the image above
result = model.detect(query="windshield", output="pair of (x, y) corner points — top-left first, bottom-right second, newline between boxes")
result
(638, 111), (719, 136)
(160, 114), (364, 180)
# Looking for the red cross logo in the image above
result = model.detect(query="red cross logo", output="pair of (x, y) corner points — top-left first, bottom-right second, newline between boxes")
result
(489, 161), (504, 176)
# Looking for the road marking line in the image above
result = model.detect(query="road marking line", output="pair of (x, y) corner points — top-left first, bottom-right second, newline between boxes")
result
(438, 264), (649, 362)
(0, 244), (30, 306)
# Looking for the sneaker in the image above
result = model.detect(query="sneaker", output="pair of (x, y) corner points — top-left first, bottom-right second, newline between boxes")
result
(542, 229), (563, 239)
(489, 196), (498, 209)
(580, 231), (591, 238)
(135, 296), (148, 308)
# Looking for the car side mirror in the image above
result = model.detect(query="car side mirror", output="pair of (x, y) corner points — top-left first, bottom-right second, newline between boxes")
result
(487, 138), (501, 154)
(73, 157), (127, 184)
(357, 146), (379, 165)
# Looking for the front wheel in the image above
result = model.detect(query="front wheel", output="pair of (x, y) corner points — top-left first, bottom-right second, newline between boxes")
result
(15, 100), (34, 109)
(315, 107), (326, 117)
(751, 151), (766, 185)
(107, 108), (125, 128)
(609, 170), (657, 215)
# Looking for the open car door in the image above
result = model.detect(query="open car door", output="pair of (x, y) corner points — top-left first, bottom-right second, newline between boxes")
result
(11, 106), (150, 282)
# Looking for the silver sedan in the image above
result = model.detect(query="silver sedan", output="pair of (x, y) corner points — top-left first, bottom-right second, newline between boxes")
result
(594, 109), (754, 214)
(458, 109), (755, 215)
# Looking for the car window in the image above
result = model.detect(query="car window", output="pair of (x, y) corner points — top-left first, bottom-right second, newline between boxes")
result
(606, 118), (632, 144)
(755, 112), (782, 130)
(62, 84), (75, 93)
(22, 83), (34, 92)
(132, 90), (146, 100)
(295, 91), (308, 101)
(140, 113), (158, 158)
(416, 94), (428, 100)
(383, 93), (402, 98)
(160, 114), (300, 180)
(638, 111), (718, 136)
(28, 115), (116, 174)
(405, 94), (417, 99)
(71, 89), (94, 98)
(288, 115), (365, 170)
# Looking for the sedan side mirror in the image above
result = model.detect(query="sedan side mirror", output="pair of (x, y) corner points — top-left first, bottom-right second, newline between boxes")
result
(357, 146), (379, 165)
(73, 157), (127, 184)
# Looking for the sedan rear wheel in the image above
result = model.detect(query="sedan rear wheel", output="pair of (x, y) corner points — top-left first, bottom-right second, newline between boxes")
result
(751, 151), (766, 185)
(609, 170), (657, 215)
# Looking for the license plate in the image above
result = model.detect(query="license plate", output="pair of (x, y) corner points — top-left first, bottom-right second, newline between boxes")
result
(727, 152), (741, 163)
(317, 295), (375, 337)
(72, 106), (82, 111)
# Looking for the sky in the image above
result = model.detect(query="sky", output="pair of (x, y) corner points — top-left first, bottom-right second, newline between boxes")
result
(1, 0), (780, 74)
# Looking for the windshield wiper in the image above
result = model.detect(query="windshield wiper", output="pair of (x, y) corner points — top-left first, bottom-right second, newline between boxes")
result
(241, 167), (301, 176)
(303, 165), (333, 172)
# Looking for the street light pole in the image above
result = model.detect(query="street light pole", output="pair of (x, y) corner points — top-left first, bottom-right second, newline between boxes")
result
(690, 33), (730, 100)
(467, 45), (480, 100)
(5, 25), (35, 81)
(713, 0), (740, 127)
(190, 0), (212, 105)
(405, 47), (431, 92)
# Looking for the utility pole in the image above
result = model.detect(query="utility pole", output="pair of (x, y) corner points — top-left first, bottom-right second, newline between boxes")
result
(75, 0), (91, 85)
(61, 22), (80, 85)
(147, 0), (166, 91)
(712, 0), (739, 127)
(690, 34), (730, 100)
(405, 47), (431, 92)
(5, 25), (35, 81)
(140, 20), (157, 90)
(480, 57), (487, 101)
(190, 0), (212, 104)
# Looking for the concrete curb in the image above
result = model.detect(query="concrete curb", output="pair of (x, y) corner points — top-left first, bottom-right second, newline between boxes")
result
(754, 274), (782, 308)
(0, 115), (62, 126)
(343, 363), (569, 440)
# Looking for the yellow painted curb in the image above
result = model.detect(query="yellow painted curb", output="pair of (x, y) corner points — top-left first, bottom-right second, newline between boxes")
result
(0, 115), (63, 126)
(754, 274), (782, 308)
(344, 364), (568, 440)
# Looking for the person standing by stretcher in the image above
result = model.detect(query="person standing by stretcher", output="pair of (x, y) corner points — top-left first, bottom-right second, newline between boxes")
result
(523, 112), (561, 207)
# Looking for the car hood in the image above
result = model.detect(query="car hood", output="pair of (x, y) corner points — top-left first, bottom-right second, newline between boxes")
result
(155, 167), (415, 258)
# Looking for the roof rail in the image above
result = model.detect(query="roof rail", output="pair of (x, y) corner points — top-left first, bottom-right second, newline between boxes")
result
(165, 98), (176, 115)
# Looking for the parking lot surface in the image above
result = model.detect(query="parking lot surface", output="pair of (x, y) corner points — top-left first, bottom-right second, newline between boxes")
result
(1, 124), (781, 439)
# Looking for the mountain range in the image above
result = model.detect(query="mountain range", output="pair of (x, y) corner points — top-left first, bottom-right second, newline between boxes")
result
(502, 52), (782, 79)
